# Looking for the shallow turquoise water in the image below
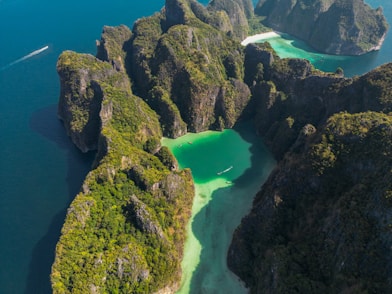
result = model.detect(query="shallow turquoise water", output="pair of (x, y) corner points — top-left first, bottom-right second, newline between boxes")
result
(252, 0), (392, 77)
(163, 124), (276, 293)
(1, 0), (392, 293)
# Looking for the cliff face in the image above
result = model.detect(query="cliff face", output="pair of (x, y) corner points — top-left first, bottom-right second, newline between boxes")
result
(96, 25), (132, 72)
(228, 111), (392, 293)
(53, 50), (194, 293)
(243, 43), (392, 159)
(53, 0), (257, 292)
(57, 53), (115, 152)
(228, 49), (392, 292)
(207, 0), (253, 39)
(54, 0), (392, 292)
(129, 0), (251, 137)
(255, 0), (389, 55)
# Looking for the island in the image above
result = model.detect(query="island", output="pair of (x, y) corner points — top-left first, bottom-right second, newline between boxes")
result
(52, 0), (392, 293)
(255, 0), (389, 55)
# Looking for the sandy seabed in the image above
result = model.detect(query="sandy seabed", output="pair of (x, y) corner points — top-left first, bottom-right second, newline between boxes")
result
(162, 129), (275, 293)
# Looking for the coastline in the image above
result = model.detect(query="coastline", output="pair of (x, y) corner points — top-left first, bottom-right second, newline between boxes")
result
(162, 128), (276, 294)
(241, 31), (281, 46)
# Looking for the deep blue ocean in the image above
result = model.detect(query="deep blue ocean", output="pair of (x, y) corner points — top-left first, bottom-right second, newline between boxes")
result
(0, 0), (390, 293)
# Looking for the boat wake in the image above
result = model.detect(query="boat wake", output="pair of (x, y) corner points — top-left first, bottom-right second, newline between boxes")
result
(0, 45), (49, 71)
(217, 166), (233, 175)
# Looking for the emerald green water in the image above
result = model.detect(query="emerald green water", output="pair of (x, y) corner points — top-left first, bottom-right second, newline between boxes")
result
(253, 33), (382, 77)
(162, 123), (275, 293)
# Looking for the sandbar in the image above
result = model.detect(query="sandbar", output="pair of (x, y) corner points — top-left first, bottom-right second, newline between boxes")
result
(241, 31), (281, 46)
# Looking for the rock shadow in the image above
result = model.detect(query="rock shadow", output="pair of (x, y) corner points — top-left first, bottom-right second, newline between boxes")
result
(25, 104), (95, 294)
(188, 121), (275, 293)
(231, 121), (276, 188)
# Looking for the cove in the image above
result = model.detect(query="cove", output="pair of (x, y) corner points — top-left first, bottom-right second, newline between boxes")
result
(162, 123), (276, 293)
(247, 32), (384, 77)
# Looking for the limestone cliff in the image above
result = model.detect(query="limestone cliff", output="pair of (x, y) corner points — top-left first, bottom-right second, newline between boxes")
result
(229, 111), (392, 293)
(53, 0), (257, 292)
(255, 0), (389, 55)
(243, 43), (392, 159)
(57, 52), (115, 152)
(96, 25), (132, 72)
(129, 0), (251, 137)
(228, 48), (392, 292)
(53, 50), (194, 293)
(54, 0), (392, 292)
(207, 0), (253, 39)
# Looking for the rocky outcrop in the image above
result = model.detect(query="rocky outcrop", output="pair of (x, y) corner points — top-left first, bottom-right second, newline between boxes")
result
(255, 0), (389, 55)
(207, 0), (253, 40)
(243, 42), (392, 158)
(228, 111), (392, 293)
(129, 0), (251, 136)
(96, 25), (132, 72)
(228, 47), (392, 293)
(57, 52), (115, 152)
(52, 49), (194, 293)
(54, 0), (392, 293)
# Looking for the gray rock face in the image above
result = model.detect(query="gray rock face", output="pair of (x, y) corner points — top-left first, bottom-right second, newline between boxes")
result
(228, 111), (392, 293)
(129, 0), (251, 136)
(228, 55), (392, 293)
(57, 53), (114, 152)
(207, 0), (253, 40)
(255, 0), (389, 55)
(96, 25), (132, 72)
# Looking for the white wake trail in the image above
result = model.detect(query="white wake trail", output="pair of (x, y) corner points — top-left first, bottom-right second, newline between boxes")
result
(0, 45), (49, 71)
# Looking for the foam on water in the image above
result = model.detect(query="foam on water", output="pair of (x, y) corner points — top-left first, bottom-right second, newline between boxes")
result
(0, 45), (49, 71)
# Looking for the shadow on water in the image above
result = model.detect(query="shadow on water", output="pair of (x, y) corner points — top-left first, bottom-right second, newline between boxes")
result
(232, 122), (275, 188)
(25, 104), (95, 294)
(188, 122), (275, 293)
(275, 32), (381, 76)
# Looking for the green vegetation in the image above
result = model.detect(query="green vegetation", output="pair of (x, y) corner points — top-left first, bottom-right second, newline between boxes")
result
(52, 50), (194, 293)
(360, 63), (392, 110)
(53, 1), (392, 293)
(230, 111), (392, 293)
(96, 25), (132, 71)
(255, 0), (389, 55)
(129, 0), (250, 134)
(247, 15), (270, 35)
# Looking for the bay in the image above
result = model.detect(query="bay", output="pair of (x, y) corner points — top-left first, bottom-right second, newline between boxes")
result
(162, 124), (276, 293)
(0, 0), (392, 293)
(250, 0), (392, 77)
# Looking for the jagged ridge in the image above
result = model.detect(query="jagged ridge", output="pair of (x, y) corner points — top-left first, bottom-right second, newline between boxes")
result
(53, 0), (392, 293)
(255, 0), (389, 55)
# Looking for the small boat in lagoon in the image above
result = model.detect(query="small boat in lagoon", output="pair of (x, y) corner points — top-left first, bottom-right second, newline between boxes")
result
(217, 166), (233, 175)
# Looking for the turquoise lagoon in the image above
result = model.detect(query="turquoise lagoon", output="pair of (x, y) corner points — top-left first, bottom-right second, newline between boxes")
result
(162, 125), (275, 293)
(247, 0), (392, 77)
(0, 0), (391, 293)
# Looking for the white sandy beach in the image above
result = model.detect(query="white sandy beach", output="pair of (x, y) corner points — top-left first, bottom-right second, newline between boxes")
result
(241, 31), (281, 46)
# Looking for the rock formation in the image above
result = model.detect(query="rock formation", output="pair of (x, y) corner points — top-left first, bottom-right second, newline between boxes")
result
(53, 0), (254, 292)
(53, 0), (392, 292)
(53, 49), (194, 293)
(228, 111), (392, 293)
(255, 0), (389, 55)
(228, 50), (392, 292)
(129, 0), (252, 137)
